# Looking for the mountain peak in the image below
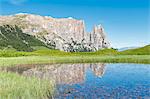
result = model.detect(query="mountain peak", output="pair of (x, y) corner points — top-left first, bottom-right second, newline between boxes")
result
(0, 13), (111, 52)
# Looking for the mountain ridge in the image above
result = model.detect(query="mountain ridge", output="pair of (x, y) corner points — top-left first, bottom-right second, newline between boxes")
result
(0, 13), (110, 52)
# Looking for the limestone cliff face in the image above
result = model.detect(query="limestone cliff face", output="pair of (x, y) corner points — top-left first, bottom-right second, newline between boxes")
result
(90, 25), (110, 50)
(0, 13), (110, 51)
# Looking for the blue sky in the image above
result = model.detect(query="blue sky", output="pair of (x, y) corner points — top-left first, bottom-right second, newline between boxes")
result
(0, 0), (149, 48)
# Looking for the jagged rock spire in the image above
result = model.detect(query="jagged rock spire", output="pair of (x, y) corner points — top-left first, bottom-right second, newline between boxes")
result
(90, 24), (110, 50)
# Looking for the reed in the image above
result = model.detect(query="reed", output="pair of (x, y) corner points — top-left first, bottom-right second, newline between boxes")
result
(0, 72), (54, 99)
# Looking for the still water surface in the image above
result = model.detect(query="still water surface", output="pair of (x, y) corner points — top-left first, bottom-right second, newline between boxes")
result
(1, 63), (150, 98)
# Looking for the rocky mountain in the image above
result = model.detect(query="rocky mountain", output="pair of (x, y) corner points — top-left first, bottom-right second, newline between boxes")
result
(0, 13), (110, 52)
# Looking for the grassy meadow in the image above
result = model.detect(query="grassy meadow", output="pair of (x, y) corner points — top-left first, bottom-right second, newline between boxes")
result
(0, 55), (150, 67)
(0, 45), (150, 67)
(0, 45), (149, 98)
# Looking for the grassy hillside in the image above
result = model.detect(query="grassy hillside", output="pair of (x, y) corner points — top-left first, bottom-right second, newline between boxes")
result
(0, 45), (150, 57)
(0, 25), (50, 51)
(0, 48), (118, 57)
(119, 45), (150, 55)
(0, 46), (149, 65)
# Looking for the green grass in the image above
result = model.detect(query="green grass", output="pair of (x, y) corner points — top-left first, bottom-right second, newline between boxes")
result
(0, 55), (150, 67)
(0, 48), (118, 57)
(0, 72), (54, 99)
(0, 45), (149, 66)
(0, 50), (36, 57)
(0, 44), (149, 57)
(119, 45), (150, 55)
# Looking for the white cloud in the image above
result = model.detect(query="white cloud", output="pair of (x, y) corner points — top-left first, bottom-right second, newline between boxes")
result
(9, 0), (27, 5)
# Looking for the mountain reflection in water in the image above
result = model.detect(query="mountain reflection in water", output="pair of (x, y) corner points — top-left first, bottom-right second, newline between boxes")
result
(1, 63), (105, 85)
(1, 63), (150, 98)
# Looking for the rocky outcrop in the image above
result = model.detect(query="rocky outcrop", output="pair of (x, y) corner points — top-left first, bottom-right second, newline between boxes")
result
(91, 25), (110, 50)
(0, 13), (110, 51)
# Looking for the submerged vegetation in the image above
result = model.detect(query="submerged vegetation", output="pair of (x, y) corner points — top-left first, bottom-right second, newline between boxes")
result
(0, 72), (54, 99)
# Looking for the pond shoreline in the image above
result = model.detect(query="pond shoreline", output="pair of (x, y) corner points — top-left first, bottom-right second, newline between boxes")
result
(0, 55), (150, 67)
(1, 63), (150, 98)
